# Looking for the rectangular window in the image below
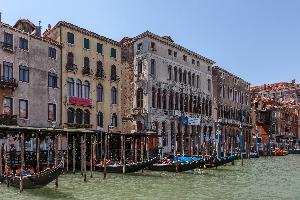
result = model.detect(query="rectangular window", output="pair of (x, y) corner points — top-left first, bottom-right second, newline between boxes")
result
(3, 61), (13, 80)
(19, 99), (28, 119)
(208, 79), (211, 92)
(19, 65), (29, 82)
(97, 42), (103, 54)
(137, 43), (142, 51)
(48, 47), (56, 59)
(3, 97), (13, 115)
(19, 37), (28, 50)
(168, 49), (172, 55)
(48, 72), (58, 88)
(192, 59), (195, 64)
(174, 51), (177, 57)
(48, 103), (56, 121)
(67, 32), (74, 44)
(150, 42), (156, 50)
(197, 61), (200, 66)
(111, 48), (117, 58)
(150, 59), (155, 75)
(4, 32), (13, 49)
(183, 55), (187, 61)
(84, 38), (90, 49)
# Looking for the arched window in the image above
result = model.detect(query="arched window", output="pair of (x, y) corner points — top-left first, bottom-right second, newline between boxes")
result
(168, 65), (172, 80)
(96, 61), (104, 78)
(83, 81), (90, 99)
(193, 96), (197, 113)
(162, 90), (167, 109)
(196, 75), (199, 88)
(192, 74), (195, 86)
(157, 88), (161, 109)
(197, 97), (201, 114)
(67, 52), (74, 65)
(202, 98), (205, 115)
(84, 110), (90, 124)
(111, 87), (117, 104)
(180, 93), (184, 111)
(137, 60), (142, 75)
(67, 78), (74, 96)
(96, 84), (103, 102)
(169, 91), (174, 110)
(67, 108), (75, 123)
(183, 70), (187, 84)
(76, 109), (83, 124)
(188, 71), (191, 85)
(111, 65), (117, 81)
(174, 67), (178, 82)
(175, 92), (179, 110)
(111, 113), (118, 127)
(76, 79), (82, 98)
(150, 59), (156, 75)
(136, 88), (143, 108)
(97, 112), (104, 128)
(162, 122), (167, 147)
(179, 68), (182, 83)
(189, 95), (193, 112)
(84, 57), (90, 68)
(184, 94), (188, 112)
(152, 87), (156, 108)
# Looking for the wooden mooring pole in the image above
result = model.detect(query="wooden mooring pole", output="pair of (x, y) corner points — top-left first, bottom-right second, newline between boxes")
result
(73, 135), (76, 174)
(90, 135), (93, 178)
(20, 132), (24, 192)
(103, 133), (107, 179)
(36, 132), (40, 173)
(122, 135), (125, 174)
(83, 133), (87, 182)
(55, 134), (59, 188)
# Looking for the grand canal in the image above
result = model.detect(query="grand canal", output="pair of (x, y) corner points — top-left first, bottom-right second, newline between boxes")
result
(1, 155), (299, 200)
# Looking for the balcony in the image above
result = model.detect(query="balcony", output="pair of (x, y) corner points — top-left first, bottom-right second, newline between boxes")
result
(95, 69), (105, 79)
(67, 96), (93, 107)
(65, 123), (93, 129)
(65, 63), (78, 72)
(0, 114), (18, 125)
(0, 76), (18, 90)
(2, 42), (13, 52)
(82, 67), (93, 76)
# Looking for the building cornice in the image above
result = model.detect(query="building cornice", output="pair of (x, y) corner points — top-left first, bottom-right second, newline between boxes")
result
(124, 31), (215, 65)
(1, 22), (62, 47)
(43, 21), (121, 47)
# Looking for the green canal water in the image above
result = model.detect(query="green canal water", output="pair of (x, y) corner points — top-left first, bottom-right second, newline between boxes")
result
(1, 155), (299, 200)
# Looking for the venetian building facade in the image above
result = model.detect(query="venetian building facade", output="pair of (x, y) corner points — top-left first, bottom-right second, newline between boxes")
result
(121, 31), (215, 155)
(212, 67), (252, 155)
(44, 22), (122, 133)
(0, 19), (61, 128)
(251, 80), (300, 144)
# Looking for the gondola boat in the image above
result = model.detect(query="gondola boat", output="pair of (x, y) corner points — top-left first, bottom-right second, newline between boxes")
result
(8, 159), (64, 189)
(95, 157), (160, 173)
(204, 155), (238, 168)
(148, 157), (208, 173)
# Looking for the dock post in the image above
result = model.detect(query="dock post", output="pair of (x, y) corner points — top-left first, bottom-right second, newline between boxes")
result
(55, 134), (59, 188)
(134, 138), (137, 163)
(84, 133), (87, 182)
(66, 132), (69, 173)
(20, 132), (24, 192)
(72, 135), (76, 174)
(103, 133), (107, 179)
(0, 139), (3, 181)
(36, 132), (40, 173)
(130, 138), (134, 161)
(145, 136), (149, 160)
(5, 133), (9, 187)
(90, 135), (93, 178)
(81, 135), (83, 176)
(100, 132), (103, 161)
(141, 137), (144, 173)
(122, 135), (126, 174)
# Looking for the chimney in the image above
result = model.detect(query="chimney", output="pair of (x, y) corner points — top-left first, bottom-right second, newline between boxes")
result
(0, 12), (2, 23)
(35, 20), (42, 37)
(48, 24), (51, 30)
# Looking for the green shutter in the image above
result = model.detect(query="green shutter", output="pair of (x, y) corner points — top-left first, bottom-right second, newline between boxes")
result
(67, 32), (74, 44)
(111, 48), (116, 58)
(97, 43), (103, 54)
(84, 38), (90, 49)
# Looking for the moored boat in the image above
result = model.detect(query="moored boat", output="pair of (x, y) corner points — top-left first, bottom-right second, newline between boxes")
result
(288, 149), (300, 154)
(8, 159), (64, 189)
(95, 157), (160, 173)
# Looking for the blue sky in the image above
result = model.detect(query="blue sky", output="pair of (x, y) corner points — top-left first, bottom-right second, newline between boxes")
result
(1, 0), (299, 86)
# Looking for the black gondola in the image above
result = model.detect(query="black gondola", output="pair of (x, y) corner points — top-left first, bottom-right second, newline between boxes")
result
(204, 155), (238, 168)
(8, 159), (64, 189)
(148, 159), (208, 173)
(95, 157), (160, 173)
